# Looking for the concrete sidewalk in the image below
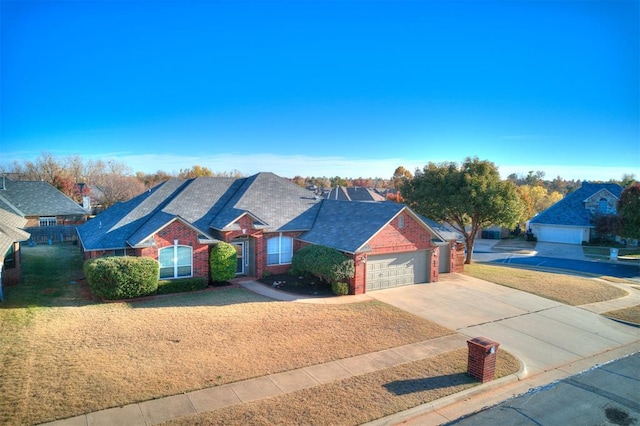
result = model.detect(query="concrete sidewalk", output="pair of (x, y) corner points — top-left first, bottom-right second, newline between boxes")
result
(42, 276), (640, 426)
(42, 334), (470, 426)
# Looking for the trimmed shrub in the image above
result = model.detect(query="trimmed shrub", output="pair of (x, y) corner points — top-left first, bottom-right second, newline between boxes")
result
(84, 256), (159, 300)
(292, 245), (355, 284)
(210, 242), (237, 283)
(157, 277), (207, 295)
(331, 282), (349, 296)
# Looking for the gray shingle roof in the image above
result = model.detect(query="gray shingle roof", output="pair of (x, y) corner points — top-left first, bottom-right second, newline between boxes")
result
(77, 172), (441, 253)
(209, 173), (321, 231)
(419, 215), (462, 242)
(0, 208), (30, 262)
(0, 178), (87, 217)
(78, 173), (322, 251)
(529, 182), (623, 227)
(324, 186), (386, 202)
(299, 200), (427, 253)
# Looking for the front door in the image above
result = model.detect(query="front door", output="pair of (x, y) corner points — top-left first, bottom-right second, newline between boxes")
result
(233, 242), (245, 275)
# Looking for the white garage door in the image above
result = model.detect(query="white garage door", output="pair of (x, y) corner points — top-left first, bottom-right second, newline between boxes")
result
(536, 226), (584, 244)
(366, 251), (428, 291)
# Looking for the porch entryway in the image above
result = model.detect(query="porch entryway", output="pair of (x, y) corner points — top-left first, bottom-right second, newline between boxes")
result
(231, 238), (254, 276)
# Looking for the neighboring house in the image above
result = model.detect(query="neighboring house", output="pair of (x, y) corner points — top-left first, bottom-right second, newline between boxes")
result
(77, 172), (453, 295)
(529, 182), (623, 244)
(324, 186), (387, 202)
(0, 208), (30, 300)
(76, 183), (107, 215)
(0, 177), (88, 227)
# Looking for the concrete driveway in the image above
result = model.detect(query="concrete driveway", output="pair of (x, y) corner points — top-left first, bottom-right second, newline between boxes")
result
(369, 274), (640, 376)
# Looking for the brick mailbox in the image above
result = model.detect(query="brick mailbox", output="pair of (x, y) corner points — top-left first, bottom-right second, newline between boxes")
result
(467, 337), (500, 383)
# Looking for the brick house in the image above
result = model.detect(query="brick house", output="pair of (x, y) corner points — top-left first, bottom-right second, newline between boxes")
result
(0, 177), (88, 227)
(0, 208), (30, 300)
(77, 172), (457, 295)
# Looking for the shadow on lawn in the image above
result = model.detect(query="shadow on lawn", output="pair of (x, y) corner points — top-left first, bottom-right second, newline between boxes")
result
(1, 243), (99, 309)
(127, 286), (274, 308)
(3, 243), (275, 309)
(383, 373), (476, 396)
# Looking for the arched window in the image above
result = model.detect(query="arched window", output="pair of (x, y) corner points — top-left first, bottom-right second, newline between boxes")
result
(159, 244), (192, 279)
(267, 235), (293, 265)
(398, 215), (405, 229)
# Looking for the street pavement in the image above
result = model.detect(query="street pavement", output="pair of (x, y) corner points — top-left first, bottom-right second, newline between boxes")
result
(473, 239), (640, 281)
(446, 352), (640, 425)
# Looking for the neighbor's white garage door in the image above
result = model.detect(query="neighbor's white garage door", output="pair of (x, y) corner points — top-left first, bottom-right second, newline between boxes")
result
(536, 226), (584, 244)
(366, 251), (428, 291)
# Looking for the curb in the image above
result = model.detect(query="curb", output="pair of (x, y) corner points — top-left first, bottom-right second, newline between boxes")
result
(603, 315), (640, 328)
(363, 373), (521, 426)
(363, 357), (527, 426)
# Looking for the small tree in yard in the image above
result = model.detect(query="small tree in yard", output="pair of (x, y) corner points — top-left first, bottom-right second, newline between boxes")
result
(210, 242), (237, 283)
(618, 183), (640, 240)
(402, 157), (524, 264)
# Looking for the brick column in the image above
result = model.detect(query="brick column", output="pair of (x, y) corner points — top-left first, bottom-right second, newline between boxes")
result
(467, 336), (499, 383)
(430, 246), (439, 282)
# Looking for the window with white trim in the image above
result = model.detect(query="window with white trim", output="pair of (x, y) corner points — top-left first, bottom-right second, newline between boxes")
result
(39, 216), (57, 227)
(267, 235), (293, 265)
(158, 245), (193, 279)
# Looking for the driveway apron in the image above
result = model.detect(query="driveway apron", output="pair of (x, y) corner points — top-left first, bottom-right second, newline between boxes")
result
(369, 274), (640, 376)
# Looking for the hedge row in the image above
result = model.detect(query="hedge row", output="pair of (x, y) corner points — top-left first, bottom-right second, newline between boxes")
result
(158, 277), (208, 294)
(84, 256), (159, 300)
(84, 257), (208, 300)
(292, 245), (355, 284)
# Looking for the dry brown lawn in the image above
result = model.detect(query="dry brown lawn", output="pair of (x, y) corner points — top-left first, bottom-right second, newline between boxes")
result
(1, 287), (454, 425)
(605, 305), (640, 324)
(464, 263), (628, 305)
(163, 349), (520, 426)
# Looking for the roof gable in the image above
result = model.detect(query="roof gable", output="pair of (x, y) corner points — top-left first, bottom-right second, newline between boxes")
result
(530, 182), (623, 226)
(78, 173), (322, 251)
(0, 178), (87, 217)
(299, 200), (430, 253)
(0, 208), (30, 259)
(209, 172), (321, 231)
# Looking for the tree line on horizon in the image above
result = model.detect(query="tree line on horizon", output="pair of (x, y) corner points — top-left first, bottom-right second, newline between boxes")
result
(1, 153), (636, 230)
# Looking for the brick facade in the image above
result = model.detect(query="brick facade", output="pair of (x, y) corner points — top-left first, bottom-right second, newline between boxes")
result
(348, 213), (437, 295)
(450, 242), (465, 273)
(2, 242), (22, 287)
(153, 220), (210, 280)
(25, 215), (86, 227)
(81, 209), (449, 295)
(366, 213), (433, 254)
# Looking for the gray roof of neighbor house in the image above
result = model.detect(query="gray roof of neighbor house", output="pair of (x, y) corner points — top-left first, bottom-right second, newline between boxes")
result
(324, 186), (386, 202)
(299, 200), (442, 253)
(0, 208), (30, 260)
(419, 216), (464, 242)
(0, 177), (88, 217)
(77, 173), (323, 251)
(529, 182), (623, 227)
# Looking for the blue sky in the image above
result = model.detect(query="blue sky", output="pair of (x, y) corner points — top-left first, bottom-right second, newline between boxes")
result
(1, 0), (638, 180)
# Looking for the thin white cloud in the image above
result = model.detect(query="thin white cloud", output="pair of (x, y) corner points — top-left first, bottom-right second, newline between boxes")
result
(115, 152), (424, 178)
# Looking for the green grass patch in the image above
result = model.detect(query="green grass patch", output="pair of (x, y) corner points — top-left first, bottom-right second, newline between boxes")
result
(583, 246), (640, 259)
